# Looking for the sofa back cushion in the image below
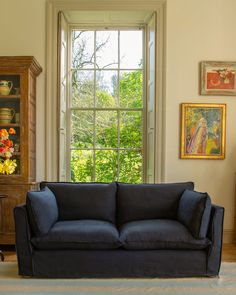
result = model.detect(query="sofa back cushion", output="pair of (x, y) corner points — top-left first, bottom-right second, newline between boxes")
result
(26, 187), (58, 236)
(117, 182), (194, 225)
(40, 182), (117, 223)
(178, 189), (212, 239)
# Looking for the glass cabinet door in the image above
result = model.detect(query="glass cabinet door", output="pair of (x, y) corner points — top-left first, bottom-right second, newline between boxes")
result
(0, 74), (21, 175)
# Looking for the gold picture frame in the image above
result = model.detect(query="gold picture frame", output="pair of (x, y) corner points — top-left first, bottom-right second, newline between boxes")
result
(200, 61), (236, 95)
(180, 103), (226, 159)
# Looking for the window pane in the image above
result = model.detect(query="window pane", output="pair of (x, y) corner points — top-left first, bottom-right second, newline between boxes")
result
(71, 110), (94, 148)
(69, 29), (144, 183)
(120, 111), (142, 148)
(96, 70), (118, 107)
(96, 111), (118, 148)
(72, 70), (94, 107)
(120, 31), (143, 69)
(119, 151), (142, 183)
(96, 31), (118, 69)
(71, 150), (94, 182)
(95, 150), (118, 182)
(120, 70), (143, 108)
(72, 31), (94, 69)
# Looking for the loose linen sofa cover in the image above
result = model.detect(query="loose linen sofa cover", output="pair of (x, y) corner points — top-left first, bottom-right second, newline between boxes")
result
(14, 181), (224, 278)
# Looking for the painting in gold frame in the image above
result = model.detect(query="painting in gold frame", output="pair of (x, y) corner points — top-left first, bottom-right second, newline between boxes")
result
(180, 103), (226, 159)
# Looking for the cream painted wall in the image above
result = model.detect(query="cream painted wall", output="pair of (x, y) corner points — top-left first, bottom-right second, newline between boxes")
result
(0, 0), (46, 180)
(166, 0), (236, 232)
(0, 0), (236, 234)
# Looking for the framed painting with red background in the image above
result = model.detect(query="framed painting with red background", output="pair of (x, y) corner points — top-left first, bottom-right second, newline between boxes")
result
(200, 61), (236, 95)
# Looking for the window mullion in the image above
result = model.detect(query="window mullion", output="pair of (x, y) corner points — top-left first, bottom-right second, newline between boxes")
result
(93, 110), (96, 181)
(70, 107), (143, 111)
(117, 30), (121, 181)
(117, 110), (120, 181)
(70, 148), (142, 151)
(93, 30), (97, 181)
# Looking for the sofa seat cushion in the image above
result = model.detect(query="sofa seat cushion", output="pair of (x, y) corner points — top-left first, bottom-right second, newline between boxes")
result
(120, 219), (211, 250)
(31, 220), (121, 250)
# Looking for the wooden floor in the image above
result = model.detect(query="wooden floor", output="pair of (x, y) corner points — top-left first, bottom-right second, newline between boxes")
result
(1, 243), (236, 262)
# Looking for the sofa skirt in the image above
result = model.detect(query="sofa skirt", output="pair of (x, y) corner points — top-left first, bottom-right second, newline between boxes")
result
(27, 249), (208, 278)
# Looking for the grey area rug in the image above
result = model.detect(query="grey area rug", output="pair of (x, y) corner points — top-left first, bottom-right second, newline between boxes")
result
(0, 262), (236, 295)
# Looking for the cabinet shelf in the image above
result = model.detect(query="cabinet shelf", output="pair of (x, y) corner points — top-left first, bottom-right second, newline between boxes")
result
(0, 123), (20, 127)
(0, 95), (20, 99)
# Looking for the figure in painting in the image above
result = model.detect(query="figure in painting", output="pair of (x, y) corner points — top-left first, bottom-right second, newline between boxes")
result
(187, 117), (208, 155)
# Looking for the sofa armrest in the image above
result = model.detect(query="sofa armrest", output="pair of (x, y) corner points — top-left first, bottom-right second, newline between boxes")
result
(14, 205), (34, 276)
(206, 204), (224, 276)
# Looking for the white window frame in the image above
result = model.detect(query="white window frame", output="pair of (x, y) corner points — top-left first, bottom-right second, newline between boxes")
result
(46, 0), (166, 182)
(68, 26), (145, 182)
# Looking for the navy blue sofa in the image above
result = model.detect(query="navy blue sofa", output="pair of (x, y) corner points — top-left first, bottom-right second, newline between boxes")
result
(14, 182), (224, 278)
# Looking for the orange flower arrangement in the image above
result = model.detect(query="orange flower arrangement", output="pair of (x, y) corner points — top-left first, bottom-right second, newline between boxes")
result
(0, 128), (17, 174)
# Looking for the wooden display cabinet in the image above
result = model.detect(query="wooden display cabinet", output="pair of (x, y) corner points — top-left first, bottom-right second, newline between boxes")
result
(0, 56), (42, 244)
